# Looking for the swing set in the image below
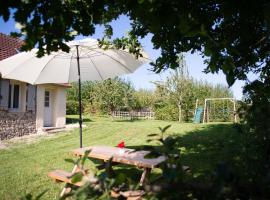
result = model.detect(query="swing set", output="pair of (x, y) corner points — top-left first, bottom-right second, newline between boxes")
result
(193, 98), (237, 123)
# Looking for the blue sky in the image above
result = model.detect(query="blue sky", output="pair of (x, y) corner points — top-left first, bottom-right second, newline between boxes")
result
(0, 15), (247, 99)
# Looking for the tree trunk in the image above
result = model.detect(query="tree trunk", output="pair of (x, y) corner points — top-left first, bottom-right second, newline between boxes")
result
(178, 101), (182, 123)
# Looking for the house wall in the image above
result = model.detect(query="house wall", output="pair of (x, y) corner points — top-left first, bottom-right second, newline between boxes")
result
(54, 87), (66, 127)
(7, 80), (27, 112)
(0, 81), (67, 139)
(36, 84), (66, 132)
(0, 80), (37, 140)
(0, 110), (36, 140)
(36, 85), (45, 132)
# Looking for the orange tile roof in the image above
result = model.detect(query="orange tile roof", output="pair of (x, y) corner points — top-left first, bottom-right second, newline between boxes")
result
(0, 33), (24, 61)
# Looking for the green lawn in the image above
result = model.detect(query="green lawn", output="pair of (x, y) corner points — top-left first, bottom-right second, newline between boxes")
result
(0, 116), (241, 199)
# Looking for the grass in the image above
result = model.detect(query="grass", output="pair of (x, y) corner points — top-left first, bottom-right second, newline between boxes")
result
(0, 116), (241, 199)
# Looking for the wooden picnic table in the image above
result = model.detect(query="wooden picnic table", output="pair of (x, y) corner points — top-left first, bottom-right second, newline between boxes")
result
(71, 146), (167, 185)
(48, 145), (167, 198)
(72, 146), (166, 168)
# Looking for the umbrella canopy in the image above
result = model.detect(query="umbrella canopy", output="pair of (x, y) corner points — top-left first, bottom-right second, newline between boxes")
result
(0, 38), (149, 147)
(0, 38), (149, 84)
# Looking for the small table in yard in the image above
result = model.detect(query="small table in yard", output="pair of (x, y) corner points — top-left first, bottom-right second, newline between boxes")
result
(48, 145), (167, 197)
(71, 145), (167, 185)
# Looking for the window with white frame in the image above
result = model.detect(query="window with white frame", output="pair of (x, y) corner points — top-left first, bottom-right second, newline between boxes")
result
(8, 83), (20, 110)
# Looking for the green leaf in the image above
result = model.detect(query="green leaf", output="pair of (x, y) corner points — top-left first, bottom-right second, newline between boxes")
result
(164, 137), (176, 147)
(204, 46), (212, 57)
(71, 172), (83, 183)
(35, 190), (48, 200)
(226, 74), (235, 86)
(146, 139), (154, 143)
(160, 125), (171, 133)
(20, 194), (32, 200)
(114, 173), (126, 184)
(104, 24), (113, 38)
(147, 133), (159, 137)
(64, 158), (76, 165)
(81, 150), (91, 165)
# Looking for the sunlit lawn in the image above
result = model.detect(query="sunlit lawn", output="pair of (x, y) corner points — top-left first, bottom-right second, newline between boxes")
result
(0, 116), (241, 199)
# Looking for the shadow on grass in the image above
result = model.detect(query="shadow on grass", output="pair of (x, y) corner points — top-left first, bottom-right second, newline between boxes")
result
(174, 124), (244, 177)
(66, 116), (93, 124)
(127, 123), (244, 180)
(112, 118), (145, 123)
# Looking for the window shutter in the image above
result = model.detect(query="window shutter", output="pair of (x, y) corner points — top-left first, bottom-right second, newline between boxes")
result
(27, 84), (36, 111)
(0, 79), (10, 110)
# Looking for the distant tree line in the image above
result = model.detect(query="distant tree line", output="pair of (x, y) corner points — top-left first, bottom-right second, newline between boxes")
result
(66, 77), (134, 115)
(153, 55), (233, 122)
(153, 77), (233, 122)
(67, 75), (233, 122)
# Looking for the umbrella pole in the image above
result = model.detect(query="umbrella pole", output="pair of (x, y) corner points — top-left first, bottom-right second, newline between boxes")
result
(76, 45), (83, 148)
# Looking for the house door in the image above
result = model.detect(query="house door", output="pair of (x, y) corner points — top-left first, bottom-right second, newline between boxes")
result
(44, 90), (52, 127)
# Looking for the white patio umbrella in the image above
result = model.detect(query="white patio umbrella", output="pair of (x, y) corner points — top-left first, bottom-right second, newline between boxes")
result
(0, 38), (149, 147)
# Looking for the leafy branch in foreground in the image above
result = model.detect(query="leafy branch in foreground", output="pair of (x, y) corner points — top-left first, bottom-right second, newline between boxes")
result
(98, 31), (144, 59)
(143, 125), (270, 199)
(2, 1), (270, 87)
(20, 190), (47, 200)
(60, 151), (142, 200)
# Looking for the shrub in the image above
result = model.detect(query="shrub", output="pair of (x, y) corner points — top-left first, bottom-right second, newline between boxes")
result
(154, 103), (178, 121)
(66, 100), (79, 115)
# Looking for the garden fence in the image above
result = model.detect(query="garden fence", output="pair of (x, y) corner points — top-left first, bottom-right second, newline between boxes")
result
(111, 111), (155, 120)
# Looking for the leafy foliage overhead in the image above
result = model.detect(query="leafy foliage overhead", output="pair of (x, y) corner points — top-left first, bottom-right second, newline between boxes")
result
(1, 1), (270, 85)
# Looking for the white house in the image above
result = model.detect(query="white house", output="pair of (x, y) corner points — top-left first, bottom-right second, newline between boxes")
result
(0, 33), (68, 140)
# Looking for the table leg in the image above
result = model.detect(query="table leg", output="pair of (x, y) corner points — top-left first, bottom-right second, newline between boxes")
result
(139, 168), (151, 186)
(60, 164), (79, 197)
(104, 160), (116, 178)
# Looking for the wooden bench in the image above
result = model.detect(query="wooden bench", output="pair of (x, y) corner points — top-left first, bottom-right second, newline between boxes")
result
(48, 167), (99, 196)
(48, 169), (144, 199)
(111, 189), (145, 200)
(48, 169), (99, 185)
(48, 170), (84, 187)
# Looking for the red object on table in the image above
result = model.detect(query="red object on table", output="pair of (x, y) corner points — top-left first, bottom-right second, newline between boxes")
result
(117, 141), (125, 148)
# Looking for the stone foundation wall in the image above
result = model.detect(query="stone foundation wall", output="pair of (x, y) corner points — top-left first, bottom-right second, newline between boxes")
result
(0, 110), (36, 140)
